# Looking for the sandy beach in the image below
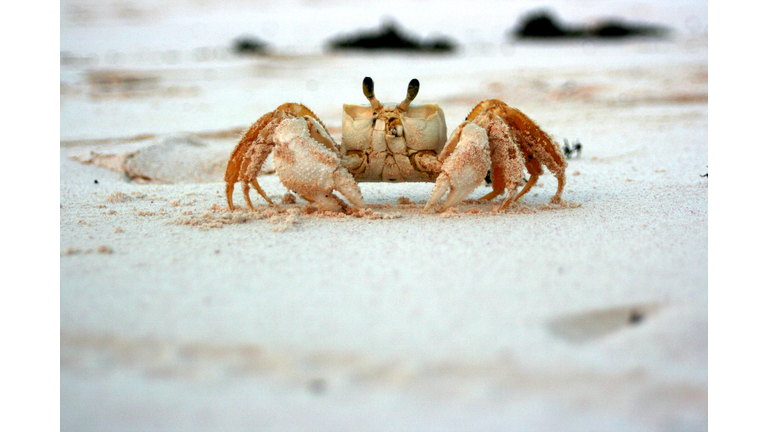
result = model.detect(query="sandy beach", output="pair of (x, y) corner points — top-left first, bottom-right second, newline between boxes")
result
(59, 1), (708, 430)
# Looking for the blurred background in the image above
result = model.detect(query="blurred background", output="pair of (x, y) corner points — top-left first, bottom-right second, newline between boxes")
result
(60, 0), (706, 55)
(61, 0), (707, 142)
(60, 2), (708, 430)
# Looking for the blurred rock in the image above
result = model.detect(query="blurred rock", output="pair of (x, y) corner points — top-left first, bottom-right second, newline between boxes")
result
(327, 19), (456, 53)
(511, 10), (670, 40)
(591, 20), (669, 38)
(232, 35), (268, 55)
(515, 12), (578, 38)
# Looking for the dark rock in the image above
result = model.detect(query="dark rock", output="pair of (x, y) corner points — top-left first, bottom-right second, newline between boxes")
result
(327, 19), (456, 53)
(515, 12), (573, 38)
(232, 35), (268, 55)
(511, 10), (670, 41)
(592, 20), (669, 39)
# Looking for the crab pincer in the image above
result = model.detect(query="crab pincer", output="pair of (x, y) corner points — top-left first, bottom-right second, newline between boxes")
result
(424, 121), (491, 212)
(272, 117), (365, 212)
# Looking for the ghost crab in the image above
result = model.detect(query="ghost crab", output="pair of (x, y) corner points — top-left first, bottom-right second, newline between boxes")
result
(225, 77), (567, 213)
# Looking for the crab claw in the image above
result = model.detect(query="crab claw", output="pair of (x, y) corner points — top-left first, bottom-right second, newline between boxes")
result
(273, 117), (365, 212)
(424, 121), (491, 212)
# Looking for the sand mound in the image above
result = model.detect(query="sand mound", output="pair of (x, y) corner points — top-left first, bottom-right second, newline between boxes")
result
(70, 135), (235, 184)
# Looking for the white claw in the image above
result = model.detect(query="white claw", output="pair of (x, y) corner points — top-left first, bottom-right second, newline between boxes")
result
(424, 174), (450, 212)
(333, 169), (365, 208)
(273, 117), (365, 212)
(424, 122), (491, 212)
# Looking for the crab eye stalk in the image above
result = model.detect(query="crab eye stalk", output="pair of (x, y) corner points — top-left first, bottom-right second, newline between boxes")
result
(362, 76), (383, 112)
(362, 77), (374, 99)
(407, 79), (420, 100)
(397, 78), (419, 112)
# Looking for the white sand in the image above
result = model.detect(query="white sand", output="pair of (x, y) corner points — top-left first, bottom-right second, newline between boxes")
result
(60, 1), (708, 430)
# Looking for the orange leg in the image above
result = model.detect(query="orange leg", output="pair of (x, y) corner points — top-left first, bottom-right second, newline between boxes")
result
(479, 165), (506, 201)
(551, 170), (566, 204)
(241, 182), (256, 211)
(470, 101), (568, 205)
(479, 189), (503, 201)
(225, 181), (236, 211)
(473, 111), (525, 205)
(500, 158), (541, 209)
(225, 112), (276, 210)
(225, 142), (252, 211)
(500, 106), (567, 204)
(250, 180), (273, 205)
(236, 143), (275, 211)
(241, 178), (275, 211)
(513, 172), (539, 202)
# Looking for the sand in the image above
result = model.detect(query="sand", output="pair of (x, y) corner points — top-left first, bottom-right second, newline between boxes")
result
(59, 1), (708, 430)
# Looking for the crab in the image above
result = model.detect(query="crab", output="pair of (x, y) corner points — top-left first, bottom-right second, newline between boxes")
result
(225, 77), (567, 213)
